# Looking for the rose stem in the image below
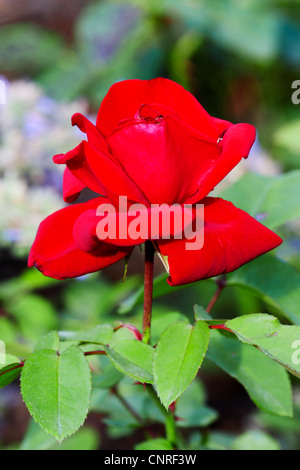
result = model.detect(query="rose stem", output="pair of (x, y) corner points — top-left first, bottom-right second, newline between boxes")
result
(206, 275), (227, 313)
(0, 363), (24, 378)
(142, 241), (155, 344)
(142, 241), (178, 445)
(209, 324), (233, 333)
(142, 242), (176, 440)
(84, 350), (106, 357)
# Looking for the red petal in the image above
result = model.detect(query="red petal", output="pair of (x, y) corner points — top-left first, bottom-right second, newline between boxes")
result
(97, 78), (218, 139)
(54, 143), (107, 196)
(71, 113), (109, 152)
(156, 197), (282, 286)
(186, 123), (256, 203)
(63, 168), (86, 203)
(54, 140), (147, 206)
(212, 117), (232, 135)
(84, 141), (149, 205)
(28, 198), (132, 280)
(107, 116), (220, 205)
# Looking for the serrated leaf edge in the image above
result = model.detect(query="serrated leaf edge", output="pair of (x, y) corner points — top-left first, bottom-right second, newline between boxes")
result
(153, 321), (209, 409)
(104, 343), (154, 384)
(20, 347), (92, 443)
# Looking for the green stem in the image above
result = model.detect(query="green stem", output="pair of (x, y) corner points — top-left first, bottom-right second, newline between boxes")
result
(147, 385), (177, 446)
(165, 412), (177, 446)
(142, 241), (155, 344)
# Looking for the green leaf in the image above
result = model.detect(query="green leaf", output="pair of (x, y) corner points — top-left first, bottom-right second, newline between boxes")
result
(227, 255), (300, 325)
(194, 305), (212, 321)
(34, 331), (60, 352)
(221, 171), (300, 229)
(207, 330), (292, 417)
(135, 438), (173, 450)
(110, 327), (140, 347)
(226, 314), (300, 379)
(220, 172), (270, 217)
(0, 353), (20, 366)
(104, 340), (154, 384)
(70, 324), (114, 345)
(151, 311), (189, 345)
(92, 357), (123, 389)
(0, 354), (22, 388)
(153, 321), (209, 408)
(257, 171), (300, 228)
(78, 343), (104, 353)
(230, 430), (280, 451)
(21, 346), (92, 442)
(194, 305), (227, 325)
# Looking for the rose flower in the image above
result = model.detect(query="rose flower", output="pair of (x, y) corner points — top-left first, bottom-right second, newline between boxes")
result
(29, 78), (282, 285)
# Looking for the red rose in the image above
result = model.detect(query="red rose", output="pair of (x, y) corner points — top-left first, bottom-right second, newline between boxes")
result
(29, 78), (282, 285)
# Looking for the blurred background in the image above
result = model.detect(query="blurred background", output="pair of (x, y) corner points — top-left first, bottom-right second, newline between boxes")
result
(1, 0), (300, 450)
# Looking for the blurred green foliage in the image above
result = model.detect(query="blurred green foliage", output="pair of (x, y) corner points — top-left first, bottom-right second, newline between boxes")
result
(0, 24), (63, 75)
(0, 0), (299, 171)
